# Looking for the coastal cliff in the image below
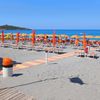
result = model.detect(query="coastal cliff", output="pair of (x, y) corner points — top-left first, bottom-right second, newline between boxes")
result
(0, 25), (31, 30)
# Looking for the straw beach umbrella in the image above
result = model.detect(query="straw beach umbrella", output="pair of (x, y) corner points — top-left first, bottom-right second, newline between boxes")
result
(71, 35), (80, 39)
(81, 35), (94, 39)
(94, 36), (100, 38)
(52, 32), (56, 47)
(1, 31), (4, 44)
(5, 34), (11, 40)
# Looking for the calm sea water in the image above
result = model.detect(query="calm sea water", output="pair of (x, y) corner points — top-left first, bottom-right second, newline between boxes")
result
(0, 29), (100, 40)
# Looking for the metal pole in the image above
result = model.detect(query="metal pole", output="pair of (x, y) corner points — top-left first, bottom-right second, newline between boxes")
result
(45, 50), (48, 64)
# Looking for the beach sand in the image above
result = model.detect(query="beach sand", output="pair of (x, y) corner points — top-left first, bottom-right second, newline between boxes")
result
(0, 46), (100, 100)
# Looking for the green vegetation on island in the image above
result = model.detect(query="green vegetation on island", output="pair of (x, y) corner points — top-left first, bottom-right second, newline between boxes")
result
(0, 25), (31, 30)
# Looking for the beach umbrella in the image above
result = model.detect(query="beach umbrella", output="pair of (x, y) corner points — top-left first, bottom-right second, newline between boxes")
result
(52, 32), (56, 47)
(21, 33), (26, 42)
(58, 35), (62, 44)
(75, 39), (79, 46)
(64, 35), (68, 38)
(5, 34), (11, 40)
(1, 31), (4, 44)
(86, 35), (94, 38)
(94, 36), (100, 38)
(82, 33), (87, 49)
(60, 34), (66, 38)
(31, 30), (35, 46)
(81, 35), (94, 38)
(71, 35), (80, 39)
(44, 34), (47, 43)
(75, 35), (79, 46)
(16, 33), (20, 45)
(75, 39), (79, 47)
(38, 34), (44, 37)
(10, 33), (14, 41)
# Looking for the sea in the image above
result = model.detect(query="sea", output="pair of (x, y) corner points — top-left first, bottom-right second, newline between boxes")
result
(0, 29), (100, 40)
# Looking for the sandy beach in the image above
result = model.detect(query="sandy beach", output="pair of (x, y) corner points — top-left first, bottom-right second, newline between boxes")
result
(0, 46), (100, 100)
(1, 0), (100, 99)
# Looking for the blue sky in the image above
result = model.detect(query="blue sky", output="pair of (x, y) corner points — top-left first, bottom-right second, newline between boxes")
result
(0, 0), (100, 29)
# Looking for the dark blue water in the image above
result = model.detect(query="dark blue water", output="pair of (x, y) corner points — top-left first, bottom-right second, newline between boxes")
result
(0, 29), (100, 35)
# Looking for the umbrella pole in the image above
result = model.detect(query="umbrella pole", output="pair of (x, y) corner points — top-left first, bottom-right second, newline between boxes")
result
(45, 50), (48, 64)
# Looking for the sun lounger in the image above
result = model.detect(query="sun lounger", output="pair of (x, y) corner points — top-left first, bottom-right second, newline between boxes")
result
(11, 42), (27, 49)
(1, 43), (10, 48)
(88, 52), (99, 59)
(45, 47), (55, 53)
(34, 46), (44, 52)
(54, 47), (65, 54)
(75, 50), (85, 57)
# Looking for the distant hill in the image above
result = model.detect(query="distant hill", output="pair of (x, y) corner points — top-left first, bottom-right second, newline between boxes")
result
(0, 25), (32, 30)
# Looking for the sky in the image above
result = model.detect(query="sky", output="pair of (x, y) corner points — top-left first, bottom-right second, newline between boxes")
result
(0, 0), (100, 29)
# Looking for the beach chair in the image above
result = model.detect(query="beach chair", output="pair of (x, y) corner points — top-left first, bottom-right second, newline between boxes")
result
(54, 47), (65, 54)
(11, 42), (24, 49)
(75, 50), (85, 57)
(45, 47), (55, 53)
(1, 42), (10, 48)
(88, 52), (98, 59)
(34, 45), (44, 52)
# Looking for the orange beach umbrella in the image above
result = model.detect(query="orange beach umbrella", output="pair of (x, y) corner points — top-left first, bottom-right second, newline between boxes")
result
(52, 32), (56, 47)
(44, 34), (47, 43)
(75, 39), (79, 46)
(31, 30), (35, 46)
(75, 35), (79, 46)
(83, 33), (87, 49)
(16, 33), (20, 45)
(58, 35), (62, 44)
(1, 31), (4, 44)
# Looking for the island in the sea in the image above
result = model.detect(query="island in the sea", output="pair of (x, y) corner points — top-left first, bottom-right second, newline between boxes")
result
(0, 24), (32, 30)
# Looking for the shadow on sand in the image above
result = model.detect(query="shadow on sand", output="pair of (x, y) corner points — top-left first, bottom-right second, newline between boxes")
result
(13, 61), (22, 65)
(69, 77), (85, 85)
(12, 73), (23, 77)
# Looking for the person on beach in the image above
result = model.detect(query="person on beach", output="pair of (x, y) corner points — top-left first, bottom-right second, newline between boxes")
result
(84, 46), (89, 57)
(87, 44), (90, 52)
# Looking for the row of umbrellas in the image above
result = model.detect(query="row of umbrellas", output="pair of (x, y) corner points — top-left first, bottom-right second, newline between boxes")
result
(0, 31), (56, 47)
(0, 31), (99, 49)
(0, 33), (100, 39)
(75, 34), (87, 49)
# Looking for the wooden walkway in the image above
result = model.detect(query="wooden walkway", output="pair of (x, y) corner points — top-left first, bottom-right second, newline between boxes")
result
(14, 51), (76, 70)
(0, 47), (96, 74)
(0, 50), (82, 74)
(0, 88), (34, 100)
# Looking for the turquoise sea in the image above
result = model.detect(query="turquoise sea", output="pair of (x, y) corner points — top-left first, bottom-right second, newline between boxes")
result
(0, 29), (100, 40)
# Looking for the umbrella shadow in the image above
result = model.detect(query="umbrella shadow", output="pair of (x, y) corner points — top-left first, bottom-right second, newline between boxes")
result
(54, 51), (66, 54)
(49, 62), (58, 65)
(69, 77), (85, 85)
(12, 73), (23, 77)
(13, 61), (22, 65)
(77, 55), (85, 57)
(88, 55), (99, 59)
(96, 50), (100, 52)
